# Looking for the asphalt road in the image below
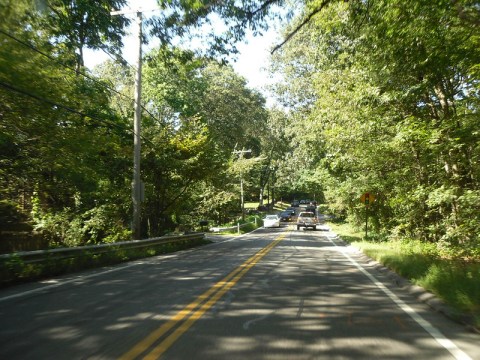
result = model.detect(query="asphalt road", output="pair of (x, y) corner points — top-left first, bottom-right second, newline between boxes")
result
(0, 225), (478, 359)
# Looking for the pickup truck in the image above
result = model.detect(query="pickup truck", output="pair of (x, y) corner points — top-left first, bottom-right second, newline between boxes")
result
(296, 211), (318, 230)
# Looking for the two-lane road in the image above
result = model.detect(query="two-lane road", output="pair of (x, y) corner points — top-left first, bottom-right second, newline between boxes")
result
(0, 226), (478, 359)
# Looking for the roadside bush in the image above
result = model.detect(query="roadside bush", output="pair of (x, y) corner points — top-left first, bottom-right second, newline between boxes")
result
(82, 205), (130, 244)
(421, 262), (480, 318)
(33, 209), (83, 247)
(438, 190), (480, 258)
(32, 205), (130, 247)
(0, 200), (29, 230)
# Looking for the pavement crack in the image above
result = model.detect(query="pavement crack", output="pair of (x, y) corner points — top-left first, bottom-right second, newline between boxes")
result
(243, 311), (274, 330)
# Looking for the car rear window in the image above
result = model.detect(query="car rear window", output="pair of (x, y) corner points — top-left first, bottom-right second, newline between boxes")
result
(300, 212), (314, 218)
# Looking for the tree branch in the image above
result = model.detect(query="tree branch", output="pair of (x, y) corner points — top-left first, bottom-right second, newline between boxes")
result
(271, 0), (333, 54)
(248, 0), (280, 20)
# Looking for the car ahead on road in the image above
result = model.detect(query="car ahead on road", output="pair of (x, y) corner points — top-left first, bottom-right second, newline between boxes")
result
(285, 208), (296, 215)
(285, 208), (297, 220)
(296, 211), (318, 230)
(305, 205), (316, 214)
(291, 200), (300, 207)
(278, 211), (293, 222)
(263, 214), (280, 228)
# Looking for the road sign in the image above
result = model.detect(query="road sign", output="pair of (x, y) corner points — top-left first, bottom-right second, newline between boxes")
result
(360, 192), (375, 205)
(360, 192), (375, 239)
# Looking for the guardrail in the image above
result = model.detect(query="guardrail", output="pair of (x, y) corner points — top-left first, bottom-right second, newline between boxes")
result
(0, 232), (205, 264)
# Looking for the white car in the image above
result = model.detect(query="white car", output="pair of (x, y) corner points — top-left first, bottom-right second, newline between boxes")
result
(263, 214), (280, 228)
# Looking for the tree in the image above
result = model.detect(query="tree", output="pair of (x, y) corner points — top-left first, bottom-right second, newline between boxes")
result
(137, 48), (268, 234)
(1, 1), (134, 246)
(32, 0), (130, 71)
(270, 0), (480, 253)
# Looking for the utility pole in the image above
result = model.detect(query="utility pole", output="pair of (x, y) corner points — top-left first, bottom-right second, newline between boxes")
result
(270, 165), (276, 208)
(233, 149), (251, 221)
(111, 7), (156, 239)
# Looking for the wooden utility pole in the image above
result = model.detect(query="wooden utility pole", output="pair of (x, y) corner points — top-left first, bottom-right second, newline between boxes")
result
(110, 6), (158, 239)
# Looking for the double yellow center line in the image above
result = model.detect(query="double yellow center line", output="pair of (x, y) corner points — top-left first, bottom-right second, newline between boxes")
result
(120, 232), (287, 360)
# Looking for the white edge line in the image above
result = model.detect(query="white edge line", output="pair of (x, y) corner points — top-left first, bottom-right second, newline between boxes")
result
(329, 235), (472, 360)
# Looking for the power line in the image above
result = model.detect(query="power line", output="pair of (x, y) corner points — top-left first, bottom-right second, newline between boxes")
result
(100, 46), (137, 72)
(0, 80), (156, 147)
(0, 29), (126, 98)
(0, 28), (164, 127)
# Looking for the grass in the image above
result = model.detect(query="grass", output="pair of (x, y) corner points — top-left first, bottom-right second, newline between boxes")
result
(244, 201), (290, 212)
(273, 201), (290, 211)
(219, 202), (292, 235)
(209, 214), (263, 236)
(328, 222), (480, 329)
(209, 202), (291, 236)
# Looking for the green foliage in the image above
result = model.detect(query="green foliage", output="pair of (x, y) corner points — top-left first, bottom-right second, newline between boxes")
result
(5, 0), (477, 257)
(35, 0), (130, 69)
(32, 204), (131, 247)
(421, 263), (480, 317)
(1, 0), (274, 246)
(1, 1), (134, 250)
(431, 189), (480, 256)
(140, 52), (269, 236)
(272, 0), (480, 250)
(148, 0), (288, 59)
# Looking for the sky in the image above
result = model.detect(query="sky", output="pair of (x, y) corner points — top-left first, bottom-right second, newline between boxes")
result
(83, 1), (283, 101)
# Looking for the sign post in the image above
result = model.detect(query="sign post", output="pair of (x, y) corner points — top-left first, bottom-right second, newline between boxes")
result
(360, 192), (375, 238)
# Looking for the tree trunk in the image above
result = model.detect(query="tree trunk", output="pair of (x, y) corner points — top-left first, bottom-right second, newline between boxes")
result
(259, 187), (264, 206)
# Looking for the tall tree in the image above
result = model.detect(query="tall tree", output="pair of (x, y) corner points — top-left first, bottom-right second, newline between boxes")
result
(1, 1), (133, 245)
(33, 0), (130, 71)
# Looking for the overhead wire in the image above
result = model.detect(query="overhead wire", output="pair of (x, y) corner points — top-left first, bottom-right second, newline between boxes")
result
(99, 46), (137, 72)
(0, 80), (156, 147)
(0, 28), (165, 128)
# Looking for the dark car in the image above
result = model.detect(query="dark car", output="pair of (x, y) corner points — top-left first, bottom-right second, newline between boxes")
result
(279, 211), (293, 222)
(305, 205), (316, 214)
(291, 200), (300, 207)
(285, 208), (296, 216)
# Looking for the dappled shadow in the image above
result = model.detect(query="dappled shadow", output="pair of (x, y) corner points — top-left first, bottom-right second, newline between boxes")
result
(0, 230), (284, 358)
(0, 230), (476, 359)
(155, 231), (476, 359)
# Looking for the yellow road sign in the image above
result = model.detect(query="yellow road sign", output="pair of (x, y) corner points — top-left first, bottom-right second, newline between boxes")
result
(360, 192), (375, 205)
